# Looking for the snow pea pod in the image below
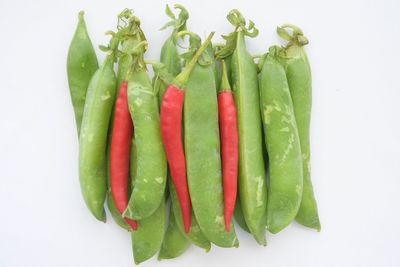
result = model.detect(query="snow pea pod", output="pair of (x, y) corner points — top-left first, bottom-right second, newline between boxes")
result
(132, 200), (166, 264)
(217, 10), (267, 245)
(67, 11), (98, 135)
(234, 196), (250, 233)
(124, 68), (167, 220)
(260, 46), (303, 233)
(169, 179), (211, 251)
(277, 25), (321, 231)
(156, 4), (188, 104)
(184, 34), (238, 248)
(158, 207), (191, 260)
(79, 35), (119, 222)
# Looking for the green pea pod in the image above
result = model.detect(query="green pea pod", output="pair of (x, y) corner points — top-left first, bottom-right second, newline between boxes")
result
(185, 36), (239, 248)
(156, 4), (188, 104)
(277, 25), (321, 231)
(156, 35), (181, 104)
(234, 196), (250, 233)
(124, 68), (167, 220)
(259, 46), (303, 233)
(132, 200), (166, 264)
(169, 179), (211, 251)
(67, 11), (98, 135)
(216, 10), (267, 245)
(79, 47), (117, 221)
(158, 207), (191, 260)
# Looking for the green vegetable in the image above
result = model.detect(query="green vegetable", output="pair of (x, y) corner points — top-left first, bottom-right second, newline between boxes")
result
(132, 200), (166, 264)
(124, 68), (167, 220)
(79, 33), (119, 222)
(156, 4), (188, 104)
(216, 9), (267, 245)
(277, 24), (320, 231)
(169, 179), (211, 251)
(184, 33), (239, 248)
(67, 11), (98, 135)
(158, 207), (191, 260)
(234, 196), (250, 233)
(259, 46), (303, 233)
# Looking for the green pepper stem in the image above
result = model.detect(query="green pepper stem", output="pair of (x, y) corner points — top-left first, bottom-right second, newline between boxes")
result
(219, 60), (231, 92)
(174, 32), (215, 89)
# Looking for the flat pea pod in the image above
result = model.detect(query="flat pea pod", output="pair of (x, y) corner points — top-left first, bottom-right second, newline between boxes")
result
(132, 199), (166, 264)
(156, 35), (182, 105)
(124, 68), (167, 220)
(184, 47), (239, 248)
(260, 46), (303, 234)
(67, 11), (98, 135)
(277, 25), (321, 231)
(158, 207), (191, 260)
(169, 179), (211, 251)
(230, 31), (267, 245)
(156, 4), (188, 104)
(233, 196), (250, 233)
(79, 51), (117, 222)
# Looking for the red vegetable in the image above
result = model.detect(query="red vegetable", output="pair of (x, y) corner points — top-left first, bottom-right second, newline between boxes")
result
(110, 81), (137, 231)
(160, 86), (191, 232)
(218, 61), (239, 232)
(160, 32), (215, 233)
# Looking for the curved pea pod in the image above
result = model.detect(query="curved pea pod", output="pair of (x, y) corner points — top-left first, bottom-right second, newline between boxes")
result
(233, 196), (250, 233)
(156, 35), (182, 103)
(156, 4), (188, 104)
(79, 56), (117, 222)
(230, 31), (267, 245)
(277, 25), (320, 231)
(169, 179), (211, 251)
(124, 68), (167, 220)
(259, 46), (303, 234)
(67, 11), (98, 135)
(184, 61), (239, 248)
(132, 199), (166, 264)
(158, 207), (191, 260)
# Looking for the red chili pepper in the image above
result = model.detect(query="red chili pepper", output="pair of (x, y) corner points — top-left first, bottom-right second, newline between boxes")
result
(110, 80), (137, 231)
(218, 61), (239, 232)
(160, 32), (215, 233)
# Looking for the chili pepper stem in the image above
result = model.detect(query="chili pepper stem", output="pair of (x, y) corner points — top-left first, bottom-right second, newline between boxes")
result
(219, 60), (231, 92)
(174, 32), (215, 88)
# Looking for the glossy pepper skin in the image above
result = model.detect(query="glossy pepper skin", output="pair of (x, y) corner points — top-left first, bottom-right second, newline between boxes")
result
(218, 61), (239, 232)
(110, 81), (137, 230)
(160, 85), (191, 232)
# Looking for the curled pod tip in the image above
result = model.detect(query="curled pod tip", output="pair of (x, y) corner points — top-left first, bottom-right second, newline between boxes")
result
(277, 24), (309, 46)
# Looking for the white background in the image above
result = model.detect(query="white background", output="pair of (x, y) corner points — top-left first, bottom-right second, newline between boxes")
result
(0, 0), (399, 266)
